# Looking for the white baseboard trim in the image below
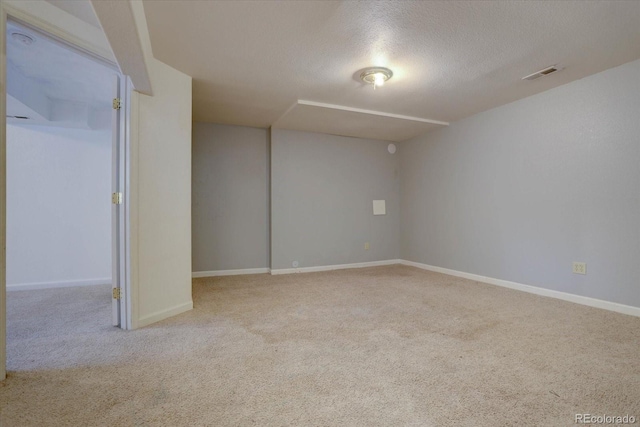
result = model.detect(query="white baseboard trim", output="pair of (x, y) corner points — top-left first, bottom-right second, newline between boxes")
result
(192, 268), (270, 278)
(137, 301), (193, 328)
(400, 259), (640, 318)
(270, 259), (401, 275)
(7, 278), (111, 291)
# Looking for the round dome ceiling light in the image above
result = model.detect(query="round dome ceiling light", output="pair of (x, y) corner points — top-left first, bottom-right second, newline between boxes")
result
(360, 67), (393, 90)
(11, 32), (35, 46)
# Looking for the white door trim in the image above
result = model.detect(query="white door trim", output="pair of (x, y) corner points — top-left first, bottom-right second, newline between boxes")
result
(112, 74), (121, 327)
(0, 3), (7, 382)
(119, 76), (133, 330)
(111, 74), (131, 328)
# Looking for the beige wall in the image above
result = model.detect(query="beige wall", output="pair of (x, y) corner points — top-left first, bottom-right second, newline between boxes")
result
(125, 0), (194, 327)
(130, 57), (192, 327)
(130, 56), (193, 328)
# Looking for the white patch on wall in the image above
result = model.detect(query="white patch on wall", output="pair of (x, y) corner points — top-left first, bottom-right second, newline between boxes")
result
(373, 200), (386, 215)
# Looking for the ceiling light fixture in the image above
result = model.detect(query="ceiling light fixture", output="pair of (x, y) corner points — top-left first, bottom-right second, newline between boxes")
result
(11, 32), (35, 46)
(360, 67), (393, 90)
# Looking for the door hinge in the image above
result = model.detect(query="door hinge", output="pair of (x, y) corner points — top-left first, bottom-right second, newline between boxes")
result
(112, 98), (121, 110)
(112, 192), (123, 205)
(112, 287), (122, 300)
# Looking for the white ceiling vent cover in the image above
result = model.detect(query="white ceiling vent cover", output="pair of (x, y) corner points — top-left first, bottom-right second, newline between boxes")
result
(522, 65), (562, 81)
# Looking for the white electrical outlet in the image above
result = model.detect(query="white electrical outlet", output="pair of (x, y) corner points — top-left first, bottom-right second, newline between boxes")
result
(292, 261), (299, 268)
(572, 262), (586, 275)
(364, 242), (370, 250)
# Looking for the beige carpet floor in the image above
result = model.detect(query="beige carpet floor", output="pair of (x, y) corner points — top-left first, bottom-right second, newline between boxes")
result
(0, 265), (639, 426)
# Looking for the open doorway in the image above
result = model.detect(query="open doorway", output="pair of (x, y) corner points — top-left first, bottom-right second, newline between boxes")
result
(4, 17), (129, 370)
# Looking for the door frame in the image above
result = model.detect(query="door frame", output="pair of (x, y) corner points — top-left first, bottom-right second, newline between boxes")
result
(113, 74), (133, 330)
(112, 74), (131, 329)
(0, 2), (133, 380)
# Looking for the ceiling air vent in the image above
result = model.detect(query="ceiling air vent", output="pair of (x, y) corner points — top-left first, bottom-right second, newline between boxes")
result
(6, 115), (30, 119)
(522, 65), (562, 81)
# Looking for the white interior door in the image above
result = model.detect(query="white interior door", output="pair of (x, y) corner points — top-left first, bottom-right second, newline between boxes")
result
(111, 74), (125, 327)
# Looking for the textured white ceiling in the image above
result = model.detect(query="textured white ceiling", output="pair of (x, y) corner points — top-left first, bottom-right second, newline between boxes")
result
(144, 1), (640, 140)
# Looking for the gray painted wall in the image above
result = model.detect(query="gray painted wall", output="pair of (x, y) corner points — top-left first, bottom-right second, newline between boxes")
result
(400, 59), (640, 307)
(271, 129), (400, 270)
(192, 123), (270, 271)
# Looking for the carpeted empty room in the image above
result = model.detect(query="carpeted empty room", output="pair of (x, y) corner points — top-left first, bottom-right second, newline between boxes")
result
(2, 266), (639, 426)
(2, 1), (640, 426)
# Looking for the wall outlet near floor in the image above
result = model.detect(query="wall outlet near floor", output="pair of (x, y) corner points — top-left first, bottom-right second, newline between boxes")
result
(364, 242), (370, 250)
(572, 262), (586, 275)
(292, 261), (299, 268)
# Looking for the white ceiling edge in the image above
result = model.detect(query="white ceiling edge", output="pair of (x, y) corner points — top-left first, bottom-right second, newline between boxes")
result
(91, 0), (153, 95)
(295, 100), (449, 127)
(272, 100), (449, 142)
(6, 118), (107, 131)
(7, 95), (111, 130)
(7, 95), (48, 122)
